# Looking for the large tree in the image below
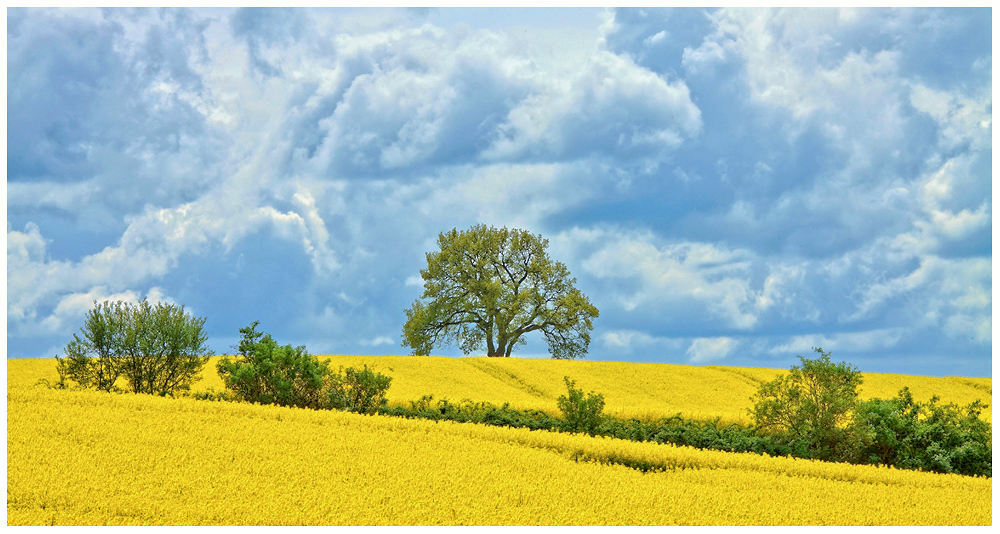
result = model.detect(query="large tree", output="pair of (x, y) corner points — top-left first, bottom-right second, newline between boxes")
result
(402, 225), (599, 359)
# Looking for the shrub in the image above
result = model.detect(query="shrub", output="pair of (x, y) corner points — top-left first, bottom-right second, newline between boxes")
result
(385, 396), (562, 430)
(57, 299), (212, 396)
(188, 388), (236, 403)
(557, 376), (606, 435)
(327, 365), (393, 414)
(749, 347), (861, 461)
(850, 391), (915, 467)
(751, 350), (991, 476)
(912, 396), (991, 477)
(217, 321), (329, 409)
(853, 388), (991, 477)
(218, 322), (394, 413)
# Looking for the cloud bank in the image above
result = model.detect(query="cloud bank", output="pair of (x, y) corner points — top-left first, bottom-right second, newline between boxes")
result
(6, 7), (991, 376)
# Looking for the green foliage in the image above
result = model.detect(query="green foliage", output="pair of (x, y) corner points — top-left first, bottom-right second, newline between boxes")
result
(218, 322), (394, 413)
(56, 299), (212, 396)
(188, 387), (236, 403)
(402, 224), (599, 359)
(852, 388), (991, 477)
(748, 349), (991, 476)
(749, 347), (862, 461)
(37, 357), (79, 391)
(557, 377), (606, 435)
(327, 365), (393, 414)
(640, 417), (789, 456)
(383, 395), (562, 430)
(382, 395), (790, 458)
(217, 321), (330, 409)
(849, 389), (916, 468)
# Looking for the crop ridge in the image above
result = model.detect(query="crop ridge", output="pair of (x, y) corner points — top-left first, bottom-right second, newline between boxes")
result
(703, 365), (773, 388)
(953, 378), (992, 397)
(460, 357), (551, 398)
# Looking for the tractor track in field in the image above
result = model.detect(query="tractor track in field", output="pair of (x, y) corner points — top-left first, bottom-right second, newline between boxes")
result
(461, 358), (550, 399)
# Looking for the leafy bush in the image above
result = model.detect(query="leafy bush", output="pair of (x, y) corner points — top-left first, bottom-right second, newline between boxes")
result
(187, 388), (236, 403)
(749, 347), (862, 461)
(557, 376), (606, 435)
(218, 322), (394, 413)
(217, 321), (330, 409)
(749, 350), (991, 476)
(853, 388), (991, 477)
(56, 299), (212, 396)
(383, 395), (562, 431)
(328, 365), (393, 414)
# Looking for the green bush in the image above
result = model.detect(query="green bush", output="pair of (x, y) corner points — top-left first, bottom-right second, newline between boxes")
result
(383, 395), (562, 431)
(218, 322), (394, 414)
(749, 347), (862, 461)
(557, 376), (606, 435)
(749, 349), (991, 476)
(328, 365), (393, 414)
(217, 321), (330, 409)
(188, 387), (236, 403)
(850, 390), (915, 467)
(853, 388), (991, 477)
(56, 299), (212, 396)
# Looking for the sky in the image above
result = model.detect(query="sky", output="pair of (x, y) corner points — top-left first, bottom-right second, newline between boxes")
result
(5, 6), (993, 377)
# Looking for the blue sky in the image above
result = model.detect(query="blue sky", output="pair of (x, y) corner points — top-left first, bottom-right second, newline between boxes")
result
(5, 7), (993, 377)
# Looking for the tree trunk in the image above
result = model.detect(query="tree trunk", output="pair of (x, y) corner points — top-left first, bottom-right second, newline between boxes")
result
(488, 338), (508, 357)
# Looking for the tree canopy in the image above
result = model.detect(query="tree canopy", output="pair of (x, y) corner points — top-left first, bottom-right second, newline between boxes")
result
(402, 224), (599, 359)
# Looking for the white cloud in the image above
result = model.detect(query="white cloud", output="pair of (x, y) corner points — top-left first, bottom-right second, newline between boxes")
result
(430, 162), (597, 230)
(7, 223), (51, 322)
(602, 329), (658, 350)
(682, 8), (945, 196)
(909, 82), (992, 150)
(485, 50), (701, 161)
(6, 181), (102, 214)
(846, 255), (991, 337)
(6, 172), (342, 335)
(644, 30), (666, 46)
(686, 337), (736, 363)
(35, 286), (177, 338)
(916, 156), (991, 242)
(755, 263), (814, 320)
(768, 328), (906, 356)
(599, 330), (689, 358)
(558, 226), (764, 329)
(944, 314), (991, 345)
(362, 336), (395, 347)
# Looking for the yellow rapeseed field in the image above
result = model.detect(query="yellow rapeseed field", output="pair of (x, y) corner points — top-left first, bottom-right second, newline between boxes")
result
(187, 355), (991, 423)
(7, 357), (992, 525)
(15, 356), (989, 424)
(7, 384), (991, 526)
